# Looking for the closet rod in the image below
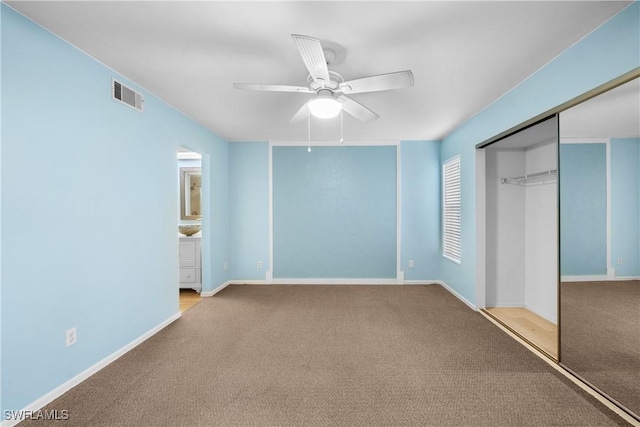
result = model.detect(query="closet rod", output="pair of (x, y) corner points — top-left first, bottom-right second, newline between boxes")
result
(501, 169), (557, 186)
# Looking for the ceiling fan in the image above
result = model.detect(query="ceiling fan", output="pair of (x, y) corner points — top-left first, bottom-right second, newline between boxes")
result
(234, 34), (414, 124)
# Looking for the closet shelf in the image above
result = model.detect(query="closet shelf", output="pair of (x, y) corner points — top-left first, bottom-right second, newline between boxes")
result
(501, 169), (557, 186)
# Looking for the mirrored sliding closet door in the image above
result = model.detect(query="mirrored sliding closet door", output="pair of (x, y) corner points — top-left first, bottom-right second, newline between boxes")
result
(559, 77), (640, 419)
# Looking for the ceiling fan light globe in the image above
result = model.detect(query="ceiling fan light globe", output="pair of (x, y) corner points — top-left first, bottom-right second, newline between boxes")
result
(308, 97), (342, 119)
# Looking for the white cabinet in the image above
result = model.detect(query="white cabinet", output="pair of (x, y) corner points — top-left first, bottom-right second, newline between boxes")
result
(179, 236), (201, 292)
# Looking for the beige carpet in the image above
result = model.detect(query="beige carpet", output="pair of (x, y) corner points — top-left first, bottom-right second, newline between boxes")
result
(560, 280), (640, 417)
(22, 285), (631, 426)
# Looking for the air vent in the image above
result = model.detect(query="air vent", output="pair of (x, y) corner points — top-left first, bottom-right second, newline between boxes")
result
(112, 79), (143, 112)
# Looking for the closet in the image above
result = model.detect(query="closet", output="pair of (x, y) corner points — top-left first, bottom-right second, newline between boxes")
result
(476, 72), (639, 422)
(482, 115), (559, 359)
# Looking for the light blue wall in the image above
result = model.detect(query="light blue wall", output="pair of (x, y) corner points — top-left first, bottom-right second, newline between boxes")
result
(229, 142), (269, 280)
(559, 140), (640, 278)
(400, 141), (441, 280)
(272, 145), (397, 279)
(559, 144), (607, 275)
(208, 142), (231, 290)
(611, 138), (640, 277)
(228, 141), (440, 282)
(1, 4), (229, 414)
(440, 2), (639, 304)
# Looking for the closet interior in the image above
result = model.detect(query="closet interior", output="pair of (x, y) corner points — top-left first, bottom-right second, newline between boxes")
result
(483, 115), (559, 359)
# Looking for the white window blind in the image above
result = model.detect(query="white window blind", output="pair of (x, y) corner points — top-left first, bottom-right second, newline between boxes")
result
(442, 155), (461, 263)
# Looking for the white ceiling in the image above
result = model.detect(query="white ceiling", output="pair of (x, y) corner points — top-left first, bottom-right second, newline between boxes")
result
(5, 1), (631, 142)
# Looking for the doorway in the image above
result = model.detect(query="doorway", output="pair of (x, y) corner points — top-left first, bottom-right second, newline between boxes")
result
(178, 146), (204, 312)
(478, 116), (559, 359)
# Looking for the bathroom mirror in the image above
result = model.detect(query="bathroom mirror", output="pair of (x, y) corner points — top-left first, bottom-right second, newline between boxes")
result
(559, 77), (639, 419)
(180, 167), (202, 220)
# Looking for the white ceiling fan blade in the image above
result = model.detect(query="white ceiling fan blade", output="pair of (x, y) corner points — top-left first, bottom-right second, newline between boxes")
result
(291, 34), (330, 86)
(339, 70), (414, 94)
(338, 95), (379, 124)
(234, 83), (313, 93)
(290, 99), (312, 123)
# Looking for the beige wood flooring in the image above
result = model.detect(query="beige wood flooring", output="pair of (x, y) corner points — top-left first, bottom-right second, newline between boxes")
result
(179, 289), (201, 312)
(485, 307), (558, 360)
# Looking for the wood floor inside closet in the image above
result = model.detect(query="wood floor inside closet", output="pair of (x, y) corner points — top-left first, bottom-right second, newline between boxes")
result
(485, 307), (558, 360)
(179, 289), (201, 312)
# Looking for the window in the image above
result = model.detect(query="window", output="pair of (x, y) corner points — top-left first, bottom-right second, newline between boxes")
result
(442, 155), (461, 263)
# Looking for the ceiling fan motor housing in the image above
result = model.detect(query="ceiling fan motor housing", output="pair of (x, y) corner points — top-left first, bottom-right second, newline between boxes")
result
(308, 71), (344, 93)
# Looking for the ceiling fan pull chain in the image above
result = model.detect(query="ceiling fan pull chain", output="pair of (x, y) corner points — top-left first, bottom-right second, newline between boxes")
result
(340, 109), (344, 144)
(307, 108), (311, 152)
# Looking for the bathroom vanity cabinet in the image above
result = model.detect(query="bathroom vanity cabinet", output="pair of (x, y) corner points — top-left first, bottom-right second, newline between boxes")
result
(179, 236), (201, 292)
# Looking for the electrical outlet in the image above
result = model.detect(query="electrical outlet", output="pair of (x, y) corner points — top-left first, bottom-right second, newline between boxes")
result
(408, 260), (414, 268)
(65, 327), (77, 347)
(224, 261), (228, 270)
(257, 261), (263, 269)
(617, 258), (623, 265)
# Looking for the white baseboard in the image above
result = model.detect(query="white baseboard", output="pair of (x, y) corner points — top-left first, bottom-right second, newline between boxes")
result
(435, 280), (477, 310)
(200, 281), (233, 297)
(231, 280), (267, 285)
(267, 278), (401, 285)
(561, 275), (640, 282)
(561, 275), (608, 282)
(201, 279), (443, 294)
(200, 280), (270, 297)
(1, 312), (181, 427)
(403, 280), (438, 285)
